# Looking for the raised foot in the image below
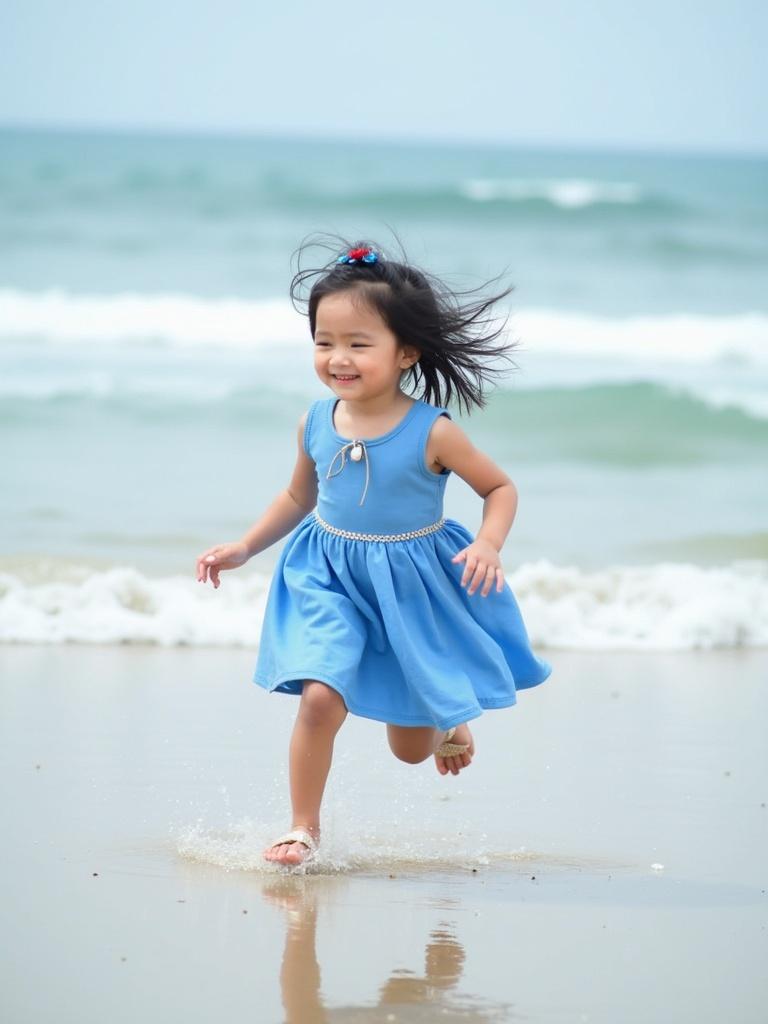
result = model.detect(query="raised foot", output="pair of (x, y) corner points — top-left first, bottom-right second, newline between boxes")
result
(263, 826), (319, 867)
(434, 723), (474, 776)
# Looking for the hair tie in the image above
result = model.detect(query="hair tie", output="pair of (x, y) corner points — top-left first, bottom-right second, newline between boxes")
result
(337, 247), (379, 265)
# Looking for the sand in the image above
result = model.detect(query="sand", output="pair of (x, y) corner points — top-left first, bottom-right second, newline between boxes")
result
(1, 644), (766, 1023)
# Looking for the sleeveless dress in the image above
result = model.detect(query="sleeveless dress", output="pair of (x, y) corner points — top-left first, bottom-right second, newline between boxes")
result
(252, 396), (552, 731)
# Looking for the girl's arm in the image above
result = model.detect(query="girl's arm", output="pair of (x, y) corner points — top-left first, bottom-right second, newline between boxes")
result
(196, 412), (318, 587)
(430, 416), (518, 597)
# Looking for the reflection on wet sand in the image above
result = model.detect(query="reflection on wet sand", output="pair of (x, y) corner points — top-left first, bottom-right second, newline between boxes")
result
(261, 877), (515, 1023)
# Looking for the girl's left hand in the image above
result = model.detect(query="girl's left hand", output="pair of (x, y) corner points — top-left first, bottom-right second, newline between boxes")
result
(451, 539), (505, 597)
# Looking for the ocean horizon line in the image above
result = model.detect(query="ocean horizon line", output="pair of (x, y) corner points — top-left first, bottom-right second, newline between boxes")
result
(1, 119), (766, 161)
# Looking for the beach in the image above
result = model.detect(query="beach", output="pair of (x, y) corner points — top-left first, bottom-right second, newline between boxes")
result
(2, 644), (766, 1023)
(2, 126), (767, 1022)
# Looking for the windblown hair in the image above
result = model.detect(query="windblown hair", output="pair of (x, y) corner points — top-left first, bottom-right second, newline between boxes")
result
(289, 231), (520, 414)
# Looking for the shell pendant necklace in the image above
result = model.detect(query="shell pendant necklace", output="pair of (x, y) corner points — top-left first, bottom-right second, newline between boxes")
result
(326, 437), (370, 505)
(327, 401), (372, 506)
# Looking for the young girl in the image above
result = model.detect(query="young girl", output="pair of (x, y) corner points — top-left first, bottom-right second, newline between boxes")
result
(196, 236), (552, 868)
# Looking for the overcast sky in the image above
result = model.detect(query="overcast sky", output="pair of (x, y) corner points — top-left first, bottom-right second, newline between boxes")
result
(2, 1), (765, 153)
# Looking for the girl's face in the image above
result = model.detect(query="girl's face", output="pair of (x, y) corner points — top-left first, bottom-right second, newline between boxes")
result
(313, 291), (419, 400)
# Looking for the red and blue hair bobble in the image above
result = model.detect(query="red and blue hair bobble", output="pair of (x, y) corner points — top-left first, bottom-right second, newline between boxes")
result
(336, 247), (379, 265)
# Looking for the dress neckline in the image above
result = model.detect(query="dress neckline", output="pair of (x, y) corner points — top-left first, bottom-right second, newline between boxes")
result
(328, 397), (421, 447)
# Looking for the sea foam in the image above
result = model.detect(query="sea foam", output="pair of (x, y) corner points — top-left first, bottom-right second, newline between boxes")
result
(461, 177), (643, 208)
(1, 559), (766, 650)
(1, 287), (766, 365)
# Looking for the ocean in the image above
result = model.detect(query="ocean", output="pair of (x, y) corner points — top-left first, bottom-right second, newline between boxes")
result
(1, 125), (766, 650)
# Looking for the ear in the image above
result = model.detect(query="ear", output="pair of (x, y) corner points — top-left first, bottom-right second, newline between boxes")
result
(399, 345), (420, 369)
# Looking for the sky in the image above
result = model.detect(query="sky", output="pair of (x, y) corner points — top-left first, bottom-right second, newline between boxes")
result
(1, 0), (766, 153)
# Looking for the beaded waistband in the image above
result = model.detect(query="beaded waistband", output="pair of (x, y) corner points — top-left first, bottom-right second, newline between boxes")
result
(312, 510), (446, 542)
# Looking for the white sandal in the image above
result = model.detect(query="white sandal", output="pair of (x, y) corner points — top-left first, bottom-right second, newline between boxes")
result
(435, 726), (471, 758)
(266, 827), (318, 864)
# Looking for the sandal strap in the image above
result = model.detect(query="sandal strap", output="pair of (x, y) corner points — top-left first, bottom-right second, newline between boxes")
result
(435, 726), (470, 758)
(269, 828), (318, 853)
(436, 741), (471, 757)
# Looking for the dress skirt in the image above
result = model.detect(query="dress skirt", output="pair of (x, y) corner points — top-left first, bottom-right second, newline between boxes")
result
(252, 511), (552, 731)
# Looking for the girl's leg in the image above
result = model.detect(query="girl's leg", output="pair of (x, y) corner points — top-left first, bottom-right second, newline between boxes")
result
(264, 680), (348, 866)
(386, 723), (475, 776)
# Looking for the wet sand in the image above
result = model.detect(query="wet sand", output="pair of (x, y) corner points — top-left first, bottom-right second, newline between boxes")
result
(1, 645), (766, 1023)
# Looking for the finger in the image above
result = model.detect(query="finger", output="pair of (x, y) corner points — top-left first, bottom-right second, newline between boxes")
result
(203, 553), (220, 582)
(480, 565), (498, 597)
(467, 562), (488, 595)
(211, 567), (220, 588)
(496, 568), (505, 592)
(451, 550), (466, 564)
(460, 559), (477, 587)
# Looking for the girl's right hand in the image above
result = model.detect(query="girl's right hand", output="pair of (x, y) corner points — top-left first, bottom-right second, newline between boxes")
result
(196, 542), (250, 588)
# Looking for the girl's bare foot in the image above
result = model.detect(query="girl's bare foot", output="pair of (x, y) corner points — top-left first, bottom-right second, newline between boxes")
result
(434, 723), (474, 776)
(263, 826), (319, 867)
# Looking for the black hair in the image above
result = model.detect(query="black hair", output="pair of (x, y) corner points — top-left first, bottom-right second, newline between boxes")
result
(289, 231), (521, 415)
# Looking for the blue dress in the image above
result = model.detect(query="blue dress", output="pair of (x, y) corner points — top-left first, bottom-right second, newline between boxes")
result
(253, 396), (552, 731)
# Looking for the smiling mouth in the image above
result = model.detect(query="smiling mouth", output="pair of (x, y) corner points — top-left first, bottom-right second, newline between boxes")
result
(333, 374), (359, 381)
